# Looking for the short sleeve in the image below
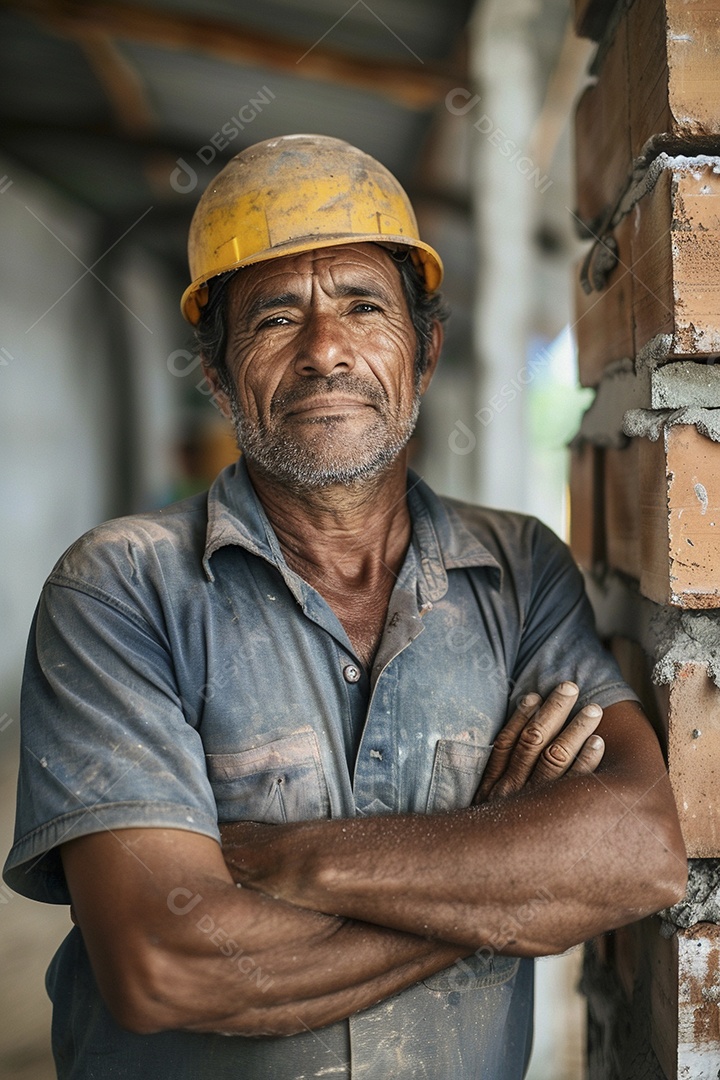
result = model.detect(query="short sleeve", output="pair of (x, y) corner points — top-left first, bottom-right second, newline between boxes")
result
(509, 522), (638, 713)
(3, 579), (221, 904)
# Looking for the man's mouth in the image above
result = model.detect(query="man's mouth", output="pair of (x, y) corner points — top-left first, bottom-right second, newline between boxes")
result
(270, 374), (388, 421)
(285, 396), (376, 419)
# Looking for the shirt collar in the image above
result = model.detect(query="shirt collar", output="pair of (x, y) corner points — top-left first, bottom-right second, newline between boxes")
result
(203, 457), (282, 580)
(405, 471), (502, 602)
(203, 458), (502, 598)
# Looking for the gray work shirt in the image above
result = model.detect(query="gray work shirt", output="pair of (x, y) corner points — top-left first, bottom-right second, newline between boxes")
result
(4, 460), (637, 1079)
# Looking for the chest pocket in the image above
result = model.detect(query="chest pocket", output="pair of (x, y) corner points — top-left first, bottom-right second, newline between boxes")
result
(206, 727), (331, 823)
(425, 738), (492, 813)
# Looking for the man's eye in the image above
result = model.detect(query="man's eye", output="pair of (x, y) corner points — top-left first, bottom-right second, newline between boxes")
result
(257, 314), (291, 328)
(352, 302), (381, 314)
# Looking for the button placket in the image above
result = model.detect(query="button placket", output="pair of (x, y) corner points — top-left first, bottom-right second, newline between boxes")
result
(343, 663), (361, 684)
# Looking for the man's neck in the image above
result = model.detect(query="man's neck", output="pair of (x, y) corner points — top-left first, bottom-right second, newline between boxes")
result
(246, 457), (413, 668)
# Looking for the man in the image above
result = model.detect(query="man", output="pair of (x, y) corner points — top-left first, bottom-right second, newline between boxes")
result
(4, 134), (686, 1079)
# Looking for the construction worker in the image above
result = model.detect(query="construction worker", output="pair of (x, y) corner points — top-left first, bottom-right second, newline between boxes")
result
(4, 135), (686, 1079)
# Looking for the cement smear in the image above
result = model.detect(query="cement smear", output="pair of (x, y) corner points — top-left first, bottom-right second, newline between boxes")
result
(650, 608), (720, 688)
(660, 859), (720, 932)
(623, 407), (720, 443)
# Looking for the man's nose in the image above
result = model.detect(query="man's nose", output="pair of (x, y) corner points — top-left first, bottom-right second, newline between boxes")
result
(293, 313), (356, 376)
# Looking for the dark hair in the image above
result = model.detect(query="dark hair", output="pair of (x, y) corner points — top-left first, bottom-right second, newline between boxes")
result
(194, 246), (449, 393)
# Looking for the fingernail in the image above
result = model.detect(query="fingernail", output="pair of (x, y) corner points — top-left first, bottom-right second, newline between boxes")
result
(521, 693), (541, 707)
(583, 704), (602, 718)
(587, 735), (604, 750)
(558, 682), (578, 695)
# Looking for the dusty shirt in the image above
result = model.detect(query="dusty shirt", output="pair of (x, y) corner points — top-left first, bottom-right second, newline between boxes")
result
(4, 459), (636, 1079)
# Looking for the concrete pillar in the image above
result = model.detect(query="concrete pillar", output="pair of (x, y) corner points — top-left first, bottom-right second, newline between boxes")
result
(467, 0), (540, 510)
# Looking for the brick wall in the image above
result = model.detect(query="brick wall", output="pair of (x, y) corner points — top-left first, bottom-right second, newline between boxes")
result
(571, 0), (720, 1076)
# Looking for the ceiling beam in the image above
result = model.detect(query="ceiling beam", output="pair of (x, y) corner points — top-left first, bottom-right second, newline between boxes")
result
(74, 28), (156, 137)
(527, 20), (593, 178)
(10, 0), (458, 110)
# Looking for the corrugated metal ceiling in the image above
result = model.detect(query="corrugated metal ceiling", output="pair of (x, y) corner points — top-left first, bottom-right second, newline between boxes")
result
(0, 0), (474, 245)
(0, 0), (578, 370)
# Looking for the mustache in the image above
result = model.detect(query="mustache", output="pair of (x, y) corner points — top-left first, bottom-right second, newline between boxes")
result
(270, 374), (388, 416)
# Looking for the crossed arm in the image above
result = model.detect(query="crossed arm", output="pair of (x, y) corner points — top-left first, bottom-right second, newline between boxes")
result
(61, 685), (687, 1037)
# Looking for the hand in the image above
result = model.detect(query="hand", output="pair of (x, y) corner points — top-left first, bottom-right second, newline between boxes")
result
(473, 682), (604, 804)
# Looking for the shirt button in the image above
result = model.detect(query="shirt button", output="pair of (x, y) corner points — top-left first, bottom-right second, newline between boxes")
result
(343, 664), (362, 684)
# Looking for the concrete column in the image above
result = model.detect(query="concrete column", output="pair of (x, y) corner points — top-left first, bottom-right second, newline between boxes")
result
(468, 0), (540, 510)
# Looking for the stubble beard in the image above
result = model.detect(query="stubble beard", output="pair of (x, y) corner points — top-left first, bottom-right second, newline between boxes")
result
(226, 373), (421, 491)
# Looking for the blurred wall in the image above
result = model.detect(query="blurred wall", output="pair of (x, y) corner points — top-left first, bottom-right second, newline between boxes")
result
(0, 159), (114, 719)
(0, 156), (183, 1079)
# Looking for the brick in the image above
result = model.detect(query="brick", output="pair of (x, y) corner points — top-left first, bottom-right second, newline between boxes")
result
(585, 918), (678, 1079)
(574, 0), (620, 41)
(588, 918), (720, 1078)
(639, 425), (720, 608)
(632, 163), (720, 358)
(648, 921), (679, 1079)
(574, 16), (630, 229)
(569, 439), (603, 570)
(629, 0), (720, 160)
(657, 663), (720, 857)
(626, 0), (670, 165)
(612, 922), (639, 1001)
(574, 213), (635, 386)
(577, 161), (720, 384)
(602, 640), (720, 863)
(574, 0), (720, 226)
(630, 166), (675, 352)
(608, 636), (664, 741)
(677, 923), (720, 1075)
(590, 439), (646, 591)
(604, 441), (642, 579)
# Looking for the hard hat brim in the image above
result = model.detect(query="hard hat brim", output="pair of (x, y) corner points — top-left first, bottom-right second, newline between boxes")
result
(181, 236), (443, 325)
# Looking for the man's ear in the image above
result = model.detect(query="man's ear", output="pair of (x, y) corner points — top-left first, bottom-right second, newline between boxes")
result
(419, 320), (443, 395)
(201, 360), (233, 420)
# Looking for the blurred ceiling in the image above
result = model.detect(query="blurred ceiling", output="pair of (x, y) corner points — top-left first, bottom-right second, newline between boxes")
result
(0, 0), (581, 365)
(0, 1), (479, 267)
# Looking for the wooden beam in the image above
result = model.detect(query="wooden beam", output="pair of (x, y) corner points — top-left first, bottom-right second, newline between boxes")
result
(74, 29), (155, 137)
(528, 20), (593, 179)
(10, 0), (458, 110)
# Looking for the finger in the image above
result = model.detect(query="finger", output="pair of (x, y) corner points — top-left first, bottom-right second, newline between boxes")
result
(485, 683), (580, 800)
(474, 693), (542, 802)
(568, 734), (605, 776)
(529, 704), (603, 786)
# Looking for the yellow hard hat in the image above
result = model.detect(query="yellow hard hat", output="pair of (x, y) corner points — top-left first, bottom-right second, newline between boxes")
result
(181, 133), (444, 325)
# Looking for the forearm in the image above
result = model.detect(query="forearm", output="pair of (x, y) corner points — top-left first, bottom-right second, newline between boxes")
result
(223, 766), (687, 954)
(177, 895), (465, 1036)
(158, 883), (465, 1035)
(62, 829), (465, 1037)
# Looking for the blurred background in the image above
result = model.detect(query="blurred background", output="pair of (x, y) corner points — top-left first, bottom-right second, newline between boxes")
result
(0, 0), (594, 1075)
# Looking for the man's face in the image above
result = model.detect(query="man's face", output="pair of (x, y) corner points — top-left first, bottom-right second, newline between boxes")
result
(216, 243), (435, 490)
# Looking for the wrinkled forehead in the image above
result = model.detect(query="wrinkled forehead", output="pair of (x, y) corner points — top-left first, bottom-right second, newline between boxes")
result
(226, 242), (406, 308)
